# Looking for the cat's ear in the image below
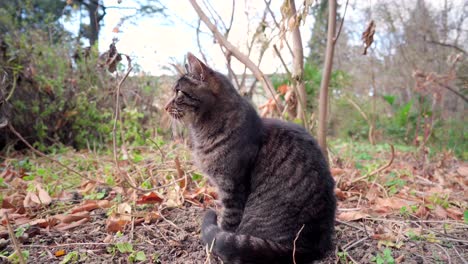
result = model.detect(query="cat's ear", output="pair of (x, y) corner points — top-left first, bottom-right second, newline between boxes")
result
(186, 52), (208, 81)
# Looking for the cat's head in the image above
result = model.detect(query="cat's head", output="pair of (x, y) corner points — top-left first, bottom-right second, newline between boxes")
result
(165, 53), (235, 123)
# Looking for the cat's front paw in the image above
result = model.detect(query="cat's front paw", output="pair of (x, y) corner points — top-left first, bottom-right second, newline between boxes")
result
(202, 209), (218, 227)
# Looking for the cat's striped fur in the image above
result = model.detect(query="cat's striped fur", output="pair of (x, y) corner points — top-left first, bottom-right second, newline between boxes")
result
(165, 53), (336, 264)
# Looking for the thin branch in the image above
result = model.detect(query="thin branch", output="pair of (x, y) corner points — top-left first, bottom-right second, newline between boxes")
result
(352, 144), (395, 183)
(334, 0), (349, 43)
(263, 0), (294, 57)
(7, 122), (96, 182)
(189, 0), (282, 114)
(425, 40), (467, 55)
(436, 81), (468, 103)
(292, 224), (305, 264)
(5, 213), (26, 264)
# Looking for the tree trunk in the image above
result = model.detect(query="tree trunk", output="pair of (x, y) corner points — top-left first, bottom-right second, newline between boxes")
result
(317, 0), (337, 158)
(87, 0), (99, 46)
(289, 0), (307, 125)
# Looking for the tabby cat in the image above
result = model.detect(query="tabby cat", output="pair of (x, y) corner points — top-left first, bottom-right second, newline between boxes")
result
(165, 53), (336, 264)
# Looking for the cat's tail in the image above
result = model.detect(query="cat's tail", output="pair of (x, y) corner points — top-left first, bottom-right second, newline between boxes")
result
(202, 209), (302, 264)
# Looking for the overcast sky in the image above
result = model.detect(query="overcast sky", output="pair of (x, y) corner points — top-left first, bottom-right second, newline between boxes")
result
(64, 0), (462, 76)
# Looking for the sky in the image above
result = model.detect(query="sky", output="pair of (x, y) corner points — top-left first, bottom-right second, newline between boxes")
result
(63, 0), (462, 76)
(66, 0), (316, 75)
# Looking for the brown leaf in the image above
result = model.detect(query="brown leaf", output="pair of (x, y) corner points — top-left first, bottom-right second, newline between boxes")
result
(446, 207), (463, 220)
(457, 165), (468, 177)
(432, 205), (448, 219)
(55, 217), (89, 231)
(334, 188), (347, 201)
(37, 186), (52, 205)
(55, 249), (66, 257)
(53, 211), (90, 224)
(136, 192), (163, 205)
(337, 211), (369, 221)
(374, 197), (411, 210)
(106, 215), (129, 233)
(414, 205), (429, 219)
(331, 168), (346, 176)
(361, 20), (376, 55)
(70, 200), (109, 213)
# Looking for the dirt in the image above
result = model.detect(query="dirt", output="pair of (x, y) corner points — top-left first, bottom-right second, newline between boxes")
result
(2, 204), (464, 263)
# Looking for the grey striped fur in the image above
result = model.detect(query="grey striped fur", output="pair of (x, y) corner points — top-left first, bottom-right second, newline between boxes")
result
(165, 53), (336, 264)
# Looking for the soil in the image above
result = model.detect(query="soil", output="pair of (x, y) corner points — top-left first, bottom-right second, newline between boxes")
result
(6, 204), (466, 264)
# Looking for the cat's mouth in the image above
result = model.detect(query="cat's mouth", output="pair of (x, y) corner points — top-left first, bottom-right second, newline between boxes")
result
(167, 108), (184, 120)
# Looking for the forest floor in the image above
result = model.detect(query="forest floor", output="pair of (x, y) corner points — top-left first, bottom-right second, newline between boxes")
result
(0, 141), (466, 263)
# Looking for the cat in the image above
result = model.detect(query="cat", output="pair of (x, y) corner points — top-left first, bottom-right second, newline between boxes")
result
(165, 53), (336, 264)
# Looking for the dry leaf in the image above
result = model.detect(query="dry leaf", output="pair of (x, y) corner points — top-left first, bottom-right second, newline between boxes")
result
(337, 211), (369, 221)
(55, 249), (66, 257)
(457, 165), (468, 177)
(37, 186), (52, 205)
(55, 217), (89, 231)
(446, 207), (463, 220)
(432, 205), (448, 219)
(136, 192), (163, 205)
(53, 211), (90, 224)
(334, 188), (347, 201)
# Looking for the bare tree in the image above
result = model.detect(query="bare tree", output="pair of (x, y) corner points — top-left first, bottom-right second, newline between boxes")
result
(317, 0), (337, 156)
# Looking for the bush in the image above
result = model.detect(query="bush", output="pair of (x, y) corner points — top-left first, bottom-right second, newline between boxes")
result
(0, 29), (161, 152)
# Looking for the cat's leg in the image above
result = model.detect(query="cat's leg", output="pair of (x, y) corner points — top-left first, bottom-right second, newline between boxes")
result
(218, 183), (248, 232)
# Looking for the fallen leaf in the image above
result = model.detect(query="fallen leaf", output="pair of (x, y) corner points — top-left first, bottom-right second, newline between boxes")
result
(55, 249), (66, 257)
(37, 186), (52, 205)
(331, 168), (346, 176)
(136, 192), (163, 205)
(53, 212), (90, 224)
(432, 205), (448, 219)
(55, 217), (89, 231)
(334, 188), (347, 200)
(337, 211), (369, 221)
(457, 165), (468, 177)
(446, 207), (463, 220)
(414, 205), (429, 219)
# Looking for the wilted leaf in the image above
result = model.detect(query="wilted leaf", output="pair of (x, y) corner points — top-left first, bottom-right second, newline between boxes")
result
(334, 188), (347, 201)
(54, 212), (90, 224)
(337, 211), (369, 221)
(432, 205), (448, 219)
(457, 165), (468, 177)
(136, 192), (163, 205)
(55, 249), (66, 257)
(55, 217), (89, 231)
(37, 186), (52, 205)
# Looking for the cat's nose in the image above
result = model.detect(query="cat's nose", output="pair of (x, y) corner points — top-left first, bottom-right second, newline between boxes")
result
(164, 102), (171, 112)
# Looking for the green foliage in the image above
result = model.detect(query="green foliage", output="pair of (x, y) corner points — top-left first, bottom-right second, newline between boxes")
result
(371, 248), (395, 264)
(1, 25), (160, 151)
(60, 251), (80, 264)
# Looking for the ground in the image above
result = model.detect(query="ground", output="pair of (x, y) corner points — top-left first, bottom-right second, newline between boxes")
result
(0, 142), (467, 263)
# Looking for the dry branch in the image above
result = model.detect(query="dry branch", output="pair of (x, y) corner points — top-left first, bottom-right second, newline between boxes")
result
(7, 122), (95, 182)
(188, 0), (282, 114)
(352, 145), (395, 183)
(317, 0), (337, 156)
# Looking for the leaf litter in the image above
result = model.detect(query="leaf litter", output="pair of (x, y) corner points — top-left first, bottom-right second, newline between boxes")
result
(0, 143), (466, 263)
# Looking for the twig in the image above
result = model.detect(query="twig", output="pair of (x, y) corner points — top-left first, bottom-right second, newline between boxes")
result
(434, 243), (451, 264)
(262, 0), (294, 57)
(336, 219), (366, 233)
(7, 122), (96, 182)
(453, 246), (468, 264)
(352, 144), (395, 183)
(189, 0), (282, 115)
(343, 236), (367, 251)
(147, 138), (166, 161)
(204, 238), (216, 264)
(293, 224), (305, 264)
(5, 213), (26, 264)
(333, 0), (349, 43)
